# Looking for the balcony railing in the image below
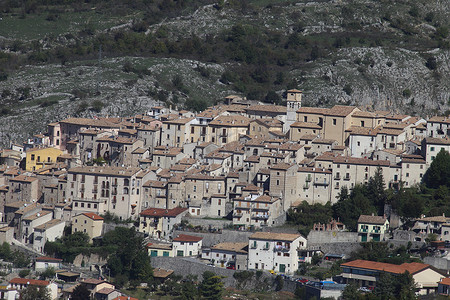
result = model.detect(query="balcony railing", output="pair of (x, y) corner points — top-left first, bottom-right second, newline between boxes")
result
(314, 181), (329, 186)
(360, 228), (368, 232)
(233, 212), (243, 218)
(303, 183), (310, 189)
(344, 176), (350, 181)
(252, 214), (269, 220)
(274, 245), (290, 252)
(305, 176), (312, 182)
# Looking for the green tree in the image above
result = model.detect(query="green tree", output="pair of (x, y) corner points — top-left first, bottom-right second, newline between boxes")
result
(104, 227), (153, 284)
(40, 267), (55, 280)
(19, 269), (30, 278)
(180, 275), (199, 300)
(199, 271), (224, 300)
(19, 285), (51, 300)
(274, 275), (284, 291)
(367, 166), (388, 213)
(71, 283), (90, 300)
(424, 149), (450, 188)
(342, 283), (360, 300)
(374, 272), (396, 299)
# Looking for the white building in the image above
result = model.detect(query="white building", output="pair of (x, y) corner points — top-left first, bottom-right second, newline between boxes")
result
(247, 232), (306, 274)
(33, 219), (65, 253)
(172, 234), (203, 257)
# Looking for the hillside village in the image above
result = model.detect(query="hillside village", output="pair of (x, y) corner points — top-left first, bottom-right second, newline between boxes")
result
(1, 90), (450, 298)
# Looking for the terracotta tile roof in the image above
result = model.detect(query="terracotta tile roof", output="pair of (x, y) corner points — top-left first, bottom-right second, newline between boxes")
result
(196, 109), (223, 118)
(358, 215), (388, 225)
(82, 212), (104, 221)
(211, 242), (248, 254)
(312, 138), (337, 145)
(428, 116), (450, 124)
(81, 278), (106, 285)
(23, 210), (51, 221)
(209, 115), (250, 127)
(173, 234), (203, 242)
(9, 278), (49, 286)
(351, 111), (377, 118)
(250, 232), (301, 242)
(114, 296), (138, 300)
(140, 207), (187, 218)
(96, 287), (116, 295)
(34, 219), (64, 231)
(296, 107), (329, 114)
(297, 167), (332, 174)
(346, 126), (380, 136)
(332, 156), (391, 167)
(290, 121), (322, 129)
(287, 89), (302, 93)
(143, 180), (167, 188)
(251, 118), (283, 127)
(153, 268), (174, 278)
(146, 243), (172, 250)
(68, 166), (141, 177)
(341, 260), (429, 275)
(35, 256), (62, 262)
(9, 174), (38, 183)
(424, 137), (450, 145)
(163, 117), (194, 125)
(439, 278), (450, 286)
(270, 162), (294, 170)
(415, 215), (450, 223)
(245, 104), (286, 114)
(325, 105), (358, 117)
(244, 155), (260, 163)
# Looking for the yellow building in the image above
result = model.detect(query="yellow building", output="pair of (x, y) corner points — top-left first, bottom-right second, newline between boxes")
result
(72, 213), (104, 243)
(26, 147), (64, 172)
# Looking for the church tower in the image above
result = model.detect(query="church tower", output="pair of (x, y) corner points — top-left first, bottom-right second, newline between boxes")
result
(285, 89), (302, 131)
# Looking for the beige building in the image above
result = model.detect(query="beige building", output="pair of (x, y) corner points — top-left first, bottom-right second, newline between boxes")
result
(249, 118), (283, 139)
(67, 166), (152, 220)
(33, 219), (65, 252)
(269, 163), (298, 211)
(232, 194), (283, 229)
(138, 207), (188, 239)
(209, 115), (250, 146)
(72, 212), (104, 243)
(297, 167), (332, 205)
(161, 118), (195, 147)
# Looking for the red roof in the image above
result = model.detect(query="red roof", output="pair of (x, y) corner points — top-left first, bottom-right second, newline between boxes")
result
(35, 256), (62, 262)
(9, 278), (49, 286)
(83, 212), (104, 221)
(440, 278), (450, 286)
(341, 260), (429, 275)
(173, 234), (203, 242)
(140, 207), (187, 218)
(113, 297), (138, 300)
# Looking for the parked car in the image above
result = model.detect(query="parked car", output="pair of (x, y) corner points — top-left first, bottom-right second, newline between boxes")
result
(226, 263), (236, 270)
(297, 278), (309, 284)
(269, 270), (277, 275)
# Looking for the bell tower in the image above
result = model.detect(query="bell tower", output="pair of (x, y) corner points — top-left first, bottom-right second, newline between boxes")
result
(285, 89), (302, 131)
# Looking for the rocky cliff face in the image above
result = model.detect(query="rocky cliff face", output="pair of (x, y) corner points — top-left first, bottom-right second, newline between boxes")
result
(0, 0), (448, 146)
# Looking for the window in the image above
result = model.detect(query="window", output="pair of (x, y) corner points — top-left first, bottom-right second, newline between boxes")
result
(333, 119), (337, 125)
(31, 154), (35, 160)
(406, 173), (409, 177)
(431, 147), (435, 151)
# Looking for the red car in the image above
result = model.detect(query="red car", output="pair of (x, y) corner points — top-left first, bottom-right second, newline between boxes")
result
(297, 278), (309, 284)
(226, 264), (236, 270)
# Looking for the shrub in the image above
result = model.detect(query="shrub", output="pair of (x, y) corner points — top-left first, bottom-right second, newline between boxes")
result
(343, 84), (353, 96)
(402, 89), (412, 98)
(19, 269), (30, 278)
(425, 56), (437, 70)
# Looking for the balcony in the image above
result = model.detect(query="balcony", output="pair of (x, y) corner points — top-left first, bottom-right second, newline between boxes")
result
(252, 214), (269, 220)
(233, 212), (243, 218)
(303, 183), (310, 189)
(334, 175), (341, 180)
(313, 181), (329, 186)
(343, 176), (350, 181)
(305, 176), (312, 182)
(372, 229), (381, 233)
(359, 228), (368, 233)
(92, 189), (98, 194)
(274, 245), (290, 252)
(263, 245), (270, 250)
